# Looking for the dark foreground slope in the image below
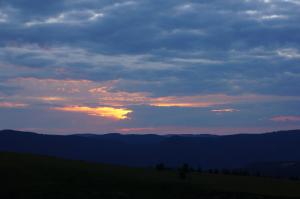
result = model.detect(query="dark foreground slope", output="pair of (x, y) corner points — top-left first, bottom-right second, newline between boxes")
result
(245, 161), (300, 178)
(1, 152), (300, 199)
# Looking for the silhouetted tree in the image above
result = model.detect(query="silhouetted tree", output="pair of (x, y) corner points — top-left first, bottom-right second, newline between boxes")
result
(213, 169), (219, 174)
(179, 169), (187, 180)
(290, 176), (299, 181)
(221, 169), (230, 175)
(182, 163), (190, 172)
(178, 163), (190, 180)
(231, 169), (240, 176)
(197, 167), (203, 173)
(155, 163), (166, 171)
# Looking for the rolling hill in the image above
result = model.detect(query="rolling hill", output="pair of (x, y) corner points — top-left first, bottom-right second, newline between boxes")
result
(1, 152), (300, 199)
(1, 129), (300, 170)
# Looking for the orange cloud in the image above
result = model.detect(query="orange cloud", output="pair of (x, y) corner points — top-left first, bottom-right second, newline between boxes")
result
(149, 94), (300, 108)
(89, 85), (150, 106)
(271, 116), (300, 122)
(151, 102), (215, 107)
(53, 106), (132, 120)
(211, 108), (239, 113)
(7, 78), (300, 111)
(0, 102), (28, 108)
(149, 96), (223, 107)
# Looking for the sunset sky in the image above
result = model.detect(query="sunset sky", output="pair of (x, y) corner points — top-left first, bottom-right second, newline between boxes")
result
(0, 0), (300, 134)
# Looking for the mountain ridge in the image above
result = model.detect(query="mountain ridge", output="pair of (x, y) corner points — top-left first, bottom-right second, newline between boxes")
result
(1, 129), (300, 170)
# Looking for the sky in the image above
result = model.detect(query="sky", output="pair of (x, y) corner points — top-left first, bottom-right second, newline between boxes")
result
(0, 0), (300, 135)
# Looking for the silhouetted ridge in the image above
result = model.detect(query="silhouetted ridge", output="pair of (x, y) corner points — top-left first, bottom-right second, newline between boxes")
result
(0, 129), (300, 169)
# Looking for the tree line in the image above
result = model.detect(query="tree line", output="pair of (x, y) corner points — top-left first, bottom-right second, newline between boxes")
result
(155, 163), (300, 181)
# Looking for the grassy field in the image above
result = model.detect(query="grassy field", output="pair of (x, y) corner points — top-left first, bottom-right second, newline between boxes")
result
(1, 152), (300, 199)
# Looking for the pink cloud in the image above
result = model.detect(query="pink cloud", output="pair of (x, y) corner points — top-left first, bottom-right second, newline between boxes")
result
(271, 116), (300, 122)
(117, 126), (299, 135)
(6, 78), (300, 110)
(211, 108), (240, 113)
(0, 102), (28, 108)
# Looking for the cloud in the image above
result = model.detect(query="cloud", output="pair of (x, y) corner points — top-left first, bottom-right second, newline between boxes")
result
(271, 116), (300, 122)
(0, 45), (173, 71)
(1, 0), (300, 133)
(211, 108), (240, 113)
(24, 10), (104, 27)
(260, 14), (288, 20)
(53, 106), (132, 120)
(283, 0), (300, 6)
(4, 77), (300, 110)
(37, 96), (67, 102)
(117, 126), (299, 135)
(0, 102), (28, 108)
(2, 43), (299, 98)
(277, 48), (300, 59)
(0, 12), (8, 23)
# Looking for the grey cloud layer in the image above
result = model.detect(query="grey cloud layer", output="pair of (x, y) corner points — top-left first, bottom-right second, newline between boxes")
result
(0, 0), (300, 97)
(1, 0), (300, 97)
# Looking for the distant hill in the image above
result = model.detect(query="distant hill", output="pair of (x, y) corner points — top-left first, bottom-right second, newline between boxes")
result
(73, 133), (218, 145)
(74, 133), (166, 145)
(1, 152), (300, 199)
(1, 129), (300, 169)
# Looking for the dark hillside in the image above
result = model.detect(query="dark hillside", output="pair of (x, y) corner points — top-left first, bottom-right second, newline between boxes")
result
(1, 152), (300, 199)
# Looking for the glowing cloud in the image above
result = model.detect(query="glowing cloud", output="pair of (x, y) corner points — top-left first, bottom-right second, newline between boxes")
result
(211, 109), (240, 113)
(37, 97), (66, 102)
(53, 106), (132, 120)
(0, 102), (28, 108)
(151, 102), (216, 107)
(8, 78), (300, 109)
(271, 116), (300, 122)
(149, 96), (223, 108)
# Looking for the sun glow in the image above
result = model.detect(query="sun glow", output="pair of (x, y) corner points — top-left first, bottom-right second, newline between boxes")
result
(53, 106), (132, 120)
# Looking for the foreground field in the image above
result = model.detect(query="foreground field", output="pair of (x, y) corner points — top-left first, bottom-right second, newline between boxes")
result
(1, 152), (300, 199)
